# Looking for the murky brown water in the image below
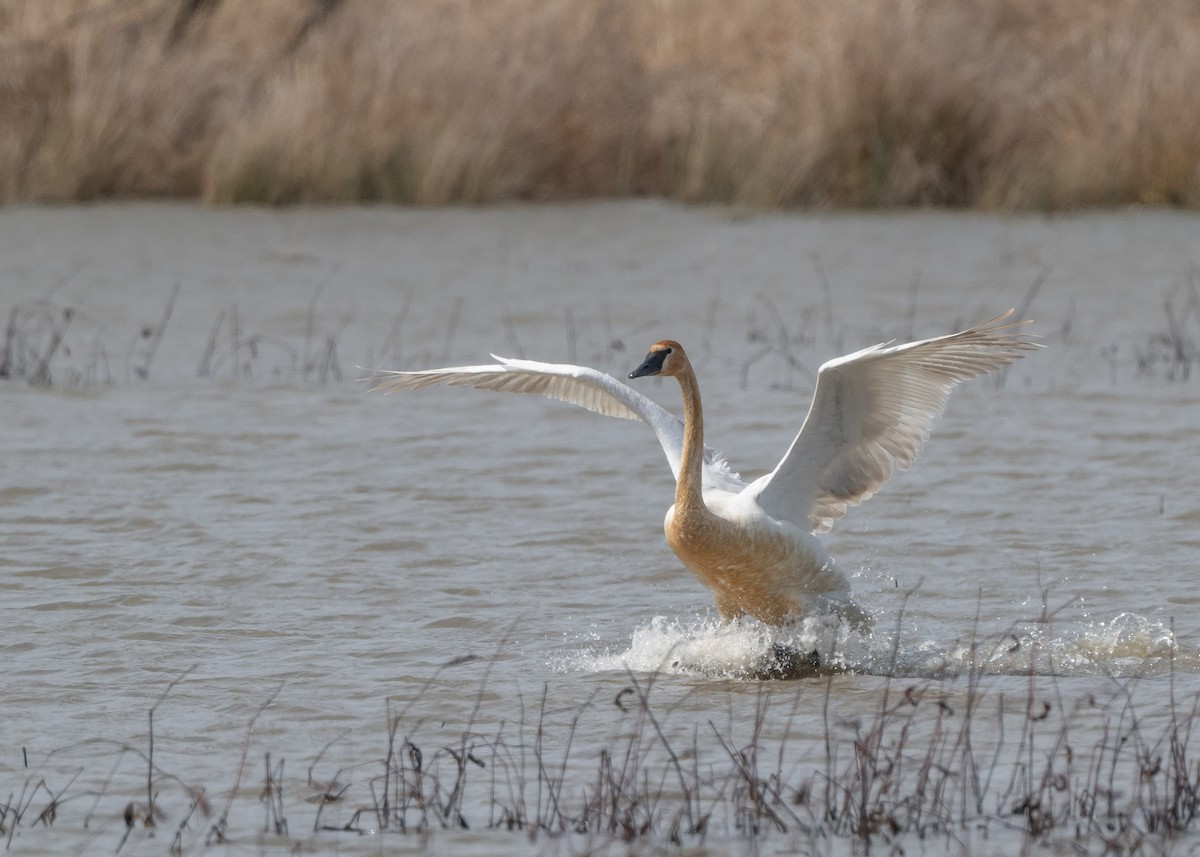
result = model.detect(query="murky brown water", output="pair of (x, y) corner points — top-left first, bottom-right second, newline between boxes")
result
(2, 203), (1199, 855)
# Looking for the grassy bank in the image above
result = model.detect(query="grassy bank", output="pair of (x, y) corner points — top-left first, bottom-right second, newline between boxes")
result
(3, 0), (1200, 208)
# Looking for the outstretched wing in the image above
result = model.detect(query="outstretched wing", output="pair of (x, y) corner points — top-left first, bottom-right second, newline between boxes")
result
(746, 311), (1040, 534)
(368, 356), (744, 491)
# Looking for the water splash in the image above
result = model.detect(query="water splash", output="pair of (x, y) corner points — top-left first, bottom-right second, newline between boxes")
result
(563, 613), (865, 679)
(562, 610), (1191, 680)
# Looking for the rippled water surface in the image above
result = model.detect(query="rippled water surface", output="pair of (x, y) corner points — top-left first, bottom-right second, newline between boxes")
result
(2, 203), (1199, 855)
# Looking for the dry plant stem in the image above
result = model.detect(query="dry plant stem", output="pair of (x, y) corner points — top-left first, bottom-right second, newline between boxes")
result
(810, 253), (837, 347)
(304, 279), (329, 372)
(548, 693), (592, 833)
(739, 293), (813, 390)
(564, 307), (577, 364)
(30, 769), (79, 827)
(7, 638), (1200, 852)
(6, 287), (1196, 389)
(373, 289), (414, 368)
(167, 791), (206, 856)
(450, 624), (518, 828)
(993, 270), (1049, 388)
(1014, 270), (1048, 327)
(261, 753), (286, 835)
(954, 590), (988, 821)
(376, 630), (512, 833)
(132, 283), (179, 380)
(905, 273), (921, 341)
(307, 728), (351, 793)
(440, 297), (463, 365)
(0, 306), (19, 378)
(147, 664), (197, 832)
(207, 682), (283, 845)
(229, 303), (241, 378)
(85, 332), (112, 387)
(29, 307), (72, 386)
(624, 668), (698, 833)
(197, 307), (224, 377)
(301, 270), (348, 382)
(82, 748), (127, 830)
(706, 719), (791, 833)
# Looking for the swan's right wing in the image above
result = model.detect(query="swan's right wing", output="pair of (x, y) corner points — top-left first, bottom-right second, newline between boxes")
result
(368, 356), (744, 490)
(747, 311), (1040, 534)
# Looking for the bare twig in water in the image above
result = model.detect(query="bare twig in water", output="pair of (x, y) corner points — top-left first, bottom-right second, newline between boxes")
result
(1014, 268), (1048, 326)
(197, 306), (225, 377)
(810, 252), (837, 347)
(131, 284), (180, 380)
(374, 289), (415, 367)
(740, 293), (813, 390)
(992, 269), (1047, 389)
(564, 307), (578, 364)
(0, 306), (19, 379)
(1136, 280), (1200, 381)
(440, 297), (463, 365)
(229, 303), (242, 378)
(206, 683), (284, 845)
(262, 753), (287, 835)
(29, 305), (73, 387)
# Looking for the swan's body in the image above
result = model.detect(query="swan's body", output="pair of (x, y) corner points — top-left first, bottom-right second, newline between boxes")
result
(372, 312), (1038, 626)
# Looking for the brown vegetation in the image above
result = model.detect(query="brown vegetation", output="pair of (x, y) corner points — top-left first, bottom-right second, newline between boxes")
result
(3, 0), (1200, 207)
(5, 644), (1200, 855)
(7, 276), (1200, 388)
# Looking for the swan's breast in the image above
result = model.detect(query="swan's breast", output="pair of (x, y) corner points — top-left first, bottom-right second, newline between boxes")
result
(663, 493), (848, 623)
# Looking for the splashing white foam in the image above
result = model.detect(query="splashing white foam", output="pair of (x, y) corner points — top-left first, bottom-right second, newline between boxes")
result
(559, 610), (1189, 680)
(562, 612), (866, 678)
(927, 612), (1183, 678)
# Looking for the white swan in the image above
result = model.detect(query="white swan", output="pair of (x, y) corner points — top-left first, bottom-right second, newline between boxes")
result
(371, 311), (1038, 627)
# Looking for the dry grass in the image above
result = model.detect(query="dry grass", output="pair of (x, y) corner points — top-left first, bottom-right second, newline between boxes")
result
(6, 637), (1200, 856)
(6, 277), (1200, 388)
(3, 0), (1200, 207)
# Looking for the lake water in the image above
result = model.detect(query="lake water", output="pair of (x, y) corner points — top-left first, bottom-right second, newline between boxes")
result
(2, 202), (1199, 855)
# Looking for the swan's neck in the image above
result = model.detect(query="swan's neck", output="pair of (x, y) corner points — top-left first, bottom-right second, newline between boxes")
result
(674, 366), (708, 517)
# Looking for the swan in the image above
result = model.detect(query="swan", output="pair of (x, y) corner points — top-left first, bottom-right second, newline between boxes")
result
(370, 311), (1039, 628)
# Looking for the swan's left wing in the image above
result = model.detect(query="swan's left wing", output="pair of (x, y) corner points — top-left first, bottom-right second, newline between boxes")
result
(746, 311), (1040, 534)
(369, 356), (744, 490)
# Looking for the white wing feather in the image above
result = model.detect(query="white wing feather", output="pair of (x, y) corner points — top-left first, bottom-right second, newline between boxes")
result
(369, 356), (744, 491)
(747, 311), (1041, 534)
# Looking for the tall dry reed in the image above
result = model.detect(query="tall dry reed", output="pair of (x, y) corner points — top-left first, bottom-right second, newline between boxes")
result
(3, 0), (1200, 207)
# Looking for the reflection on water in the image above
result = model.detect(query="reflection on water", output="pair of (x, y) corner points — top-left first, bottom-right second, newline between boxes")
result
(2, 203), (1200, 855)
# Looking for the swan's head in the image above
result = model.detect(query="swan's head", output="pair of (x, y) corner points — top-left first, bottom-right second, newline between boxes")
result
(629, 340), (687, 379)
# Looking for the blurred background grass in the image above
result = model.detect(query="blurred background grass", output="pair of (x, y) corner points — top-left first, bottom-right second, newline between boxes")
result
(3, 0), (1199, 208)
